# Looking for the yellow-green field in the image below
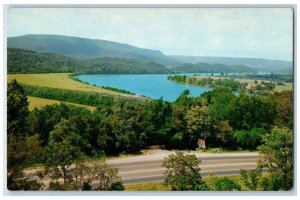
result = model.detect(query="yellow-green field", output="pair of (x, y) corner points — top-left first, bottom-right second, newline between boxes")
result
(125, 182), (170, 191)
(7, 73), (135, 97)
(27, 96), (96, 111)
(7, 73), (144, 111)
(274, 83), (293, 91)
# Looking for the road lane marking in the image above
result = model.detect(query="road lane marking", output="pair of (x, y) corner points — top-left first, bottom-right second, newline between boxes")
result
(108, 155), (260, 166)
(121, 167), (257, 181)
(114, 158), (259, 170)
(119, 162), (257, 175)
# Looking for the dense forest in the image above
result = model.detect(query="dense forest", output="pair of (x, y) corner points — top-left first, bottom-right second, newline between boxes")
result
(79, 57), (171, 74)
(8, 48), (259, 74)
(7, 48), (172, 74)
(7, 79), (293, 190)
(7, 48), (78, 73)
(9, 80), (293, 156)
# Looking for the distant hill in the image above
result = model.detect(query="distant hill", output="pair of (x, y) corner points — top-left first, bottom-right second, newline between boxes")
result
(171, 55), (293, 74)
(172, 62), (256, 73)
(8, 48), (257, 74)
(7, 48), (172, 74)
(8, 34), (292, 74)
(8, 34), (182, 66)
(8, 48), (78, 73)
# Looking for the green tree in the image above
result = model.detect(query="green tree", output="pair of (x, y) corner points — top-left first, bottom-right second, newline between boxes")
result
(44, 118), (84, 185)
(70, 160), (124, 191)
(144, 98), (173, 145)
(162, 151), (208, 191)
(240, 168), (262, 190)
(7, 79), (29, 138)
(234, 128), (266, 149)
(90, 161), (124, 191)
(186, 106), (211, 147)
(207, 176), (241, 191)
(257, 127), (293, 191)
(239, 127), (293, 191)
(7, 80), (42, 190)
(228, 94), (276, 131)
(208, 88), (235, 121)
(213, 120), (233, 147)
(173, 89), (193, 108)
(269, 91), (293, 129)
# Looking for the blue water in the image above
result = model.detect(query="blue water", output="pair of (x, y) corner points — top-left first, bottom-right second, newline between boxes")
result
(76, 74), (213, 102)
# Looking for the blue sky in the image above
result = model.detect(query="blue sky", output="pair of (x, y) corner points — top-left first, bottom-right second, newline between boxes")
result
(7, 8), (293, 61)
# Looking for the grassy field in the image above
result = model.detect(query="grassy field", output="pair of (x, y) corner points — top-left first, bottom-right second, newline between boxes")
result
(8, 73), (145, 111)
(7, 73), (136, 97)
(274, 83), (293, 91)
(125, 175), (249, 191)
(27, 96), (96, 111)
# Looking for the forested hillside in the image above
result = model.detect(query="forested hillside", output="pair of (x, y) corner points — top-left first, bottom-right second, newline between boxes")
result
(8, 48), (256, 74)
(8, 34), (182, 66)
(172, 62), (256, 73)
(8, 48), (78, 73)
(171, 55), (292, 74)
(80, 57), (172, 74)
(7, 48), (172, 74)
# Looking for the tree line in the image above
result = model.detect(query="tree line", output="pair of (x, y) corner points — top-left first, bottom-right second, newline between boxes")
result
(172, 62), (256, 73)
(168, 75), (276, 93)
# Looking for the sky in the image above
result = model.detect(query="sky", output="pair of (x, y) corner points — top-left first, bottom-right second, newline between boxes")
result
(7, 8), (293, 61)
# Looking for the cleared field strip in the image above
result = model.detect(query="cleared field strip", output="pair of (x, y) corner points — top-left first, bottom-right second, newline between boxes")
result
(7, 73), (136, 97)
(27, 96), (96, 111)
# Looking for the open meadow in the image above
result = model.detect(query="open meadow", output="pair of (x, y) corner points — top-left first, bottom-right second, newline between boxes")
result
(7, 73), (140, 110)
(27, 96), (96, 111)
(7, 73), (135, 96)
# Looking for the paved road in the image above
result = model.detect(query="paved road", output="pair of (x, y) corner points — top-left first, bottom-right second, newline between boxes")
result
(107, 151), (260, 185)
(24, 151), (260, 186)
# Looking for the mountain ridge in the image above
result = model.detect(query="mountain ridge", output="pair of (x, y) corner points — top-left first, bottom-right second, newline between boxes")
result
(170, 55), (293, 74)
(7, 34), (292, 74)
(7, 48), (256, 74)
(8, 34), (182, 66)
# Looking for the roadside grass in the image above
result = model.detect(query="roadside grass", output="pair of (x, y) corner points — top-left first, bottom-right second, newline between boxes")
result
(7, 73), (137, 97)
(27, 96), (96, 111)
(125, 175), (249, 191)
(191, 148), (256, 154)
(125, 181), (170, 191)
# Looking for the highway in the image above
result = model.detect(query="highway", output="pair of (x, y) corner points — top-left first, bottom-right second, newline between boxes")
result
(107, 151), (260, 185)
(23, 151), (260, 187)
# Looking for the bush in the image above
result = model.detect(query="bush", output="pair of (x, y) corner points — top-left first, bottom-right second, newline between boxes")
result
(234, 128), (266, 149)
(207, 176), (241, 191)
